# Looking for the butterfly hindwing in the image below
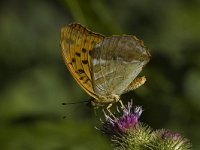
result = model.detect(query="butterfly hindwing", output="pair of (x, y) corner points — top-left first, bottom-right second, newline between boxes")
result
(91, 36), (150, 97)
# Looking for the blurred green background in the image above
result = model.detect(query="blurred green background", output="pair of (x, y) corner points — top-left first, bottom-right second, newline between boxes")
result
(0, 0), (200, 149)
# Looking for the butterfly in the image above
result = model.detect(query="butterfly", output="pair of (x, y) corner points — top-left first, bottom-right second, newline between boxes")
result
(60, 23), (150, 109)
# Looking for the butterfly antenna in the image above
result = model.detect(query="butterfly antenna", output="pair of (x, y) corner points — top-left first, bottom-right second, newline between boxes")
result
(62, 100), (90, 105)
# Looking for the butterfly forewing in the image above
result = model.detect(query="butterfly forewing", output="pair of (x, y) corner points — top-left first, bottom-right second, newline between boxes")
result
(60, 23), (104, 98)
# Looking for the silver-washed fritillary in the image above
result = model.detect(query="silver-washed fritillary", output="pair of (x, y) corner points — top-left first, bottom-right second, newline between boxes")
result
(60, 23), (150, 108)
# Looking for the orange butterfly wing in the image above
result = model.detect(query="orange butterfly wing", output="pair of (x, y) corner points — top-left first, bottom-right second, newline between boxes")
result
(60, 23), (104, 99)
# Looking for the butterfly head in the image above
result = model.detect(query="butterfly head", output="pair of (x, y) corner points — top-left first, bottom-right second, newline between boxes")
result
(90, 94), (120, 108)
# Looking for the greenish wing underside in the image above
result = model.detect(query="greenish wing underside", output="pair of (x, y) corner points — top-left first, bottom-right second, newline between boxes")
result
(91, 36), (146, 96)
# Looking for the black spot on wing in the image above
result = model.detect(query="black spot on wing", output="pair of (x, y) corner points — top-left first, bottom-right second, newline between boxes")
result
(78, 69), (85, 74)
(82, 60), (88, 64)
(75, 52), (81, 57)
(79, 76), (85, 80)
(82, 48), (87, 53)
(72, 58), (76, 62)
(84, 78), (90, 84)
(89, 50), (92, 56)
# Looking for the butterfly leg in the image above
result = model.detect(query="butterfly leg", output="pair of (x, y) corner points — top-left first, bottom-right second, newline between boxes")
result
(119, 100), (125, 109)
(102, 109), (116, 123)
(106, 103), (113, 110)
(106, 103), (116, 118)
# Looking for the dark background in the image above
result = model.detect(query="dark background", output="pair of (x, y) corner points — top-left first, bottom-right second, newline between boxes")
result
(0, 0), (200, 149)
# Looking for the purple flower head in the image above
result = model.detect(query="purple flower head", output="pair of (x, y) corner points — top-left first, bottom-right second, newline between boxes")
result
(161, 129), (181, 140)
(101, 101), (143, 135)
(155, 129), (192, 149)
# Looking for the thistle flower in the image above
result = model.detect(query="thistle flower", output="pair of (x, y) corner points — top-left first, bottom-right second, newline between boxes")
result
(101, 101), (142, 134)
(161, 129), (181, 140)
(100, 101), (153, 150)
(148, 129), (192, 150)
(99, 101), (192, 150)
